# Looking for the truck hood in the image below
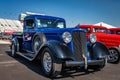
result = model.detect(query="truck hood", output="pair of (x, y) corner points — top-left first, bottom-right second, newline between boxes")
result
(36, 28), (85, 34)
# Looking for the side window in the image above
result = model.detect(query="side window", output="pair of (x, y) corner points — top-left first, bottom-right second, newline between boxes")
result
(116, 31), (120, 34)
(108, 30), (113, 34)
(25, 19), (34, 29)
(57, 22), (64, 28)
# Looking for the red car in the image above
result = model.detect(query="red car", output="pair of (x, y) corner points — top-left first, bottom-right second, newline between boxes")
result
(77, 24), (120, 63)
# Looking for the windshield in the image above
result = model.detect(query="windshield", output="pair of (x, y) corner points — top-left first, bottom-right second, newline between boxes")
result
(37, 18), (66, 28)
(81, 28), (90, 33)
(93, 28), (107, 33)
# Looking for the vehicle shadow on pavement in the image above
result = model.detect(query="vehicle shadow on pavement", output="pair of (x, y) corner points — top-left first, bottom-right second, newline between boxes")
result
(6, 51), (100, 79)
(53, 67), (100, 79)
(6, 51), (45, 75)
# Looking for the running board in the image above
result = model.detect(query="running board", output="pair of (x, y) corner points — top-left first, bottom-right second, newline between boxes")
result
(16, 52), (35, 61)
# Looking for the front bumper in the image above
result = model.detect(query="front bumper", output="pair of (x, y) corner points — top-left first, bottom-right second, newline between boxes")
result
(65, 59), (105, 67)
(65, 59), (104, 67)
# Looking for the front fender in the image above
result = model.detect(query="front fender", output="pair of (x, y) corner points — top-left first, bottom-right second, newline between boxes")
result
(87, 42), (109, 59)
(37, 40), (75, 61)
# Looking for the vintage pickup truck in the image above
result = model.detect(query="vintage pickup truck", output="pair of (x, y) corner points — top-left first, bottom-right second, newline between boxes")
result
(11, 15), (109, 77)
(77, 24), (120, 63)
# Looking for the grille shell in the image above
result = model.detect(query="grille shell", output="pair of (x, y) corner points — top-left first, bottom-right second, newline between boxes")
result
(72, 31), (87, 61)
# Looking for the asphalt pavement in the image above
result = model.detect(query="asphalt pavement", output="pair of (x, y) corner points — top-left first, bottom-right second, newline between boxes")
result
(0, 41), (120, 80)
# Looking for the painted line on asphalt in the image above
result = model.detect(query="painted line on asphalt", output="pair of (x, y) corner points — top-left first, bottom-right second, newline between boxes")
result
(0, 60), (18, 64)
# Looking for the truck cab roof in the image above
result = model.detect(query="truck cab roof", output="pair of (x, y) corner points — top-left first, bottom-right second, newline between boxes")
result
(24, 14), (65, 21)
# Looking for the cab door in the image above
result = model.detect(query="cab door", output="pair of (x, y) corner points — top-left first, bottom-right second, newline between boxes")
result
(23, 18), (36, 51)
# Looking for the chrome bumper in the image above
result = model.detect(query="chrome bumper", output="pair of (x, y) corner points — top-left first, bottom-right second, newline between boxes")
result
(65, 59), (104, 67)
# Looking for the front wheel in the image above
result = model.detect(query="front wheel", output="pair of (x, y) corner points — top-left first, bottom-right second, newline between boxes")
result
(41, 48), (62, 78)
(109, 48), (120, 64)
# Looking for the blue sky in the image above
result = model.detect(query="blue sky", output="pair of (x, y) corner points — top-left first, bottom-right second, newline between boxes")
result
(0, 0), (120, 27)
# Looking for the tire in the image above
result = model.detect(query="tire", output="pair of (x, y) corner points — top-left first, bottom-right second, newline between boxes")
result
(41, 48), (62, 78)
(109, 48), (120, 64)
(33, 36), (42, 54)
(11, 43), (17, 57)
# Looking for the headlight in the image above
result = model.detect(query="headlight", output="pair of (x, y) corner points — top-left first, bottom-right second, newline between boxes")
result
(62, 32), (72, 43)
(89, 34), (96, 43)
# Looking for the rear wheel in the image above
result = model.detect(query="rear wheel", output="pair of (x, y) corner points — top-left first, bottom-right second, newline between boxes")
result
(109, 48), (120, 64)
(41, 48), (62, 77)
(11, 43), (17, 57)
(33, 36), (42, 54)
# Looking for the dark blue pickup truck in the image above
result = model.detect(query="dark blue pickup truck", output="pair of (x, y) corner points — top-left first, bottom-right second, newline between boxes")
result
(11, 14), (109, 77)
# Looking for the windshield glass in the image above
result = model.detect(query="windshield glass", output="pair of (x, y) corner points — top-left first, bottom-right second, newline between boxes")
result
(93, 28), (107, 33)
(81, 28), (90, 32)
(37, 18), (66, 28)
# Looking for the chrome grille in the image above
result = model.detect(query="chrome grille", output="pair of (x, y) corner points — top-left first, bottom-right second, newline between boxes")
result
(72, 31), (86, 61)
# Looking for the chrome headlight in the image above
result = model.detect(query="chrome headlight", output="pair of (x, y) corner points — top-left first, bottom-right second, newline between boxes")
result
(62, 32), (72, 43)
(89, 34), (96, 43)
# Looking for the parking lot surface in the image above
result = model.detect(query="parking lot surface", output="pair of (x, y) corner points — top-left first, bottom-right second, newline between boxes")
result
(0, 41), (120, 80)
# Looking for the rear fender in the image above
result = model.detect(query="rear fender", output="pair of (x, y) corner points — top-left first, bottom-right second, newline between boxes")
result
(32, 33), (47, 44)
(12, 37), (19, 52)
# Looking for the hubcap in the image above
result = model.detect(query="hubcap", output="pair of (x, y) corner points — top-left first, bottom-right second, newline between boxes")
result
(11, 44), (15, 56)
(109, 49), (119, 62)
(43, 52), (52, 73)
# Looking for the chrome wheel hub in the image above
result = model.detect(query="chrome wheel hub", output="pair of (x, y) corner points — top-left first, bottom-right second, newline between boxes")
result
(109, 49), (119, 62)
(43, 52), (52, 73)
